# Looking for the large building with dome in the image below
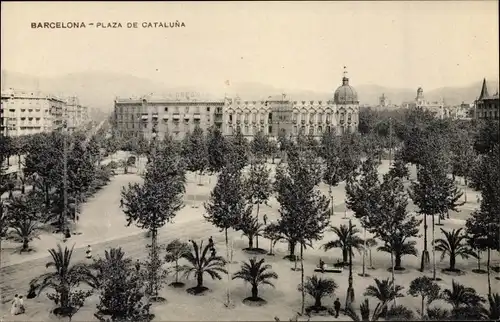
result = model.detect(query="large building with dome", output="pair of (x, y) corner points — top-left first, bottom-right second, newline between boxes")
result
(222, 67), (359, 140)
(112, 67), (359, 141)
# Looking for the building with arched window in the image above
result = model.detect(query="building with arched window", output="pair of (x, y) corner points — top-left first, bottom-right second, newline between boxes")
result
(222, 67), (359, 139)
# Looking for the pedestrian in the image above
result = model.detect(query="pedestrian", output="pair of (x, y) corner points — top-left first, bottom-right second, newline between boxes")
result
(120, 199), (124, 208)
(11, 294), (19, 315)
(135, 259), (141, 272)
(263, 214), (268, 225)
(18, 295), (25, 314)
(86, 245), (92, 259)
(208, 236), (214, 249)
(334, 298), (341, 318)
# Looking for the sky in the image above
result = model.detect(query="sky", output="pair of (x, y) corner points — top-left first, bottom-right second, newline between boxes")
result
(1, 1), (499, 92)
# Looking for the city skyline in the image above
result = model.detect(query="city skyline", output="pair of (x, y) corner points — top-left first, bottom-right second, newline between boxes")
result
(1, 1), (499, 93)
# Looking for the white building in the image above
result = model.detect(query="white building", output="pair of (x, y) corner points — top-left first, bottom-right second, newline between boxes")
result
(1, 89), (65, 137)
(223, 68), (360, 139)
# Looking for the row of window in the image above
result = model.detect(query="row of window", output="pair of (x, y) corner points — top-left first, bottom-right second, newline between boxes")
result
(227, 112), (354, 123)
(226, 124), (352, 136)
(116, 106), (223, 114)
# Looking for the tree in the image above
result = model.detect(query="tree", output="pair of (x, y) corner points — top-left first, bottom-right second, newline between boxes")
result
(377, 235), (418, 271)
(364, 278), (404, 308)
(337, 133), (362, 182)
(434, 228), (475, 272)
(474, 119), (499, 155)
(345, 298), (386, 322)
(366, 238), (378, 269)
(121, 144), (186, 300)
(165, 239), (191, 287)
(465, 144), (500, 295)
(467, 234), (488, 273)
(321, 131), (342, 216)
(232, 257), (278, 302)
(441, 280), (484, 311)
(251, 130), (270, 162)
(237, 211), (265, 250)
(482, 293), (500, 320)
(410, 155), (463, 276)
(227, 127), (249, 170)
(93, 248), (151, 321)
(450, 129), (476, 202)
(7, 217), (41, 252)
(275, 150), (328, 260)
(188, 125), (208, 185)
(322, 224), (364, 264)
(387, 151), (409, 180)
(204, 164), (249, 256)
(179, 240), (228, 294)
(407, 276), (441, 318)
(206, 126), (228, 173)
(302, 275), (338, 310)
(244, 161), (272, 249)
(346, 157), (380, 275)
(274, 150), (330, 314)
(30, 244), (97, 316)
(0, 201), (9, 239)
(263, 223), (282, 255)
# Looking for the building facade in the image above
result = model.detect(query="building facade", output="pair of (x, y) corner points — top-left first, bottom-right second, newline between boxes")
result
(223, 70), (360, 139)
(113, 95), (225, 141)
(474, 78), (499, 121)
(113, 68), (360, 141)
(0, 99), (5, 136)
(0, 89), (66, 137)
(65, 96), (89, 132)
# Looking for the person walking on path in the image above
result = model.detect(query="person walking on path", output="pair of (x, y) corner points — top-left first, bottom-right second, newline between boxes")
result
(263, 214), (268, 226)
(18, 295), (25, 314)
(208, 236), (214, 249)
(334, 298), (341, 318)
(11, 294), (20, 315)
(135, 259), (141, 272)
(86, 245), (92, 259)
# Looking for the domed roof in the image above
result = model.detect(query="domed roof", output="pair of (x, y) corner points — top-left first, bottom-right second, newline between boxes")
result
(334, 77), (358, 104)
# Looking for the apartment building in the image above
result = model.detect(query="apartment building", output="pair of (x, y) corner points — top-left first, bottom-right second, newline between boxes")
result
(65, 96), (89, 132)
(1, 89), (65, 137)
(113, 95), (225, 140)
(112, 68), (361, 141)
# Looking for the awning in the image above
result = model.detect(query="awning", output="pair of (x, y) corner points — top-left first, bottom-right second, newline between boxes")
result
(141, 115), (148, 120)
(193, 114), (201, 119)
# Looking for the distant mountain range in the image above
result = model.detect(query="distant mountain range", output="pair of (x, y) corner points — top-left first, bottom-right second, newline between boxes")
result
(1, 70), (498, 114)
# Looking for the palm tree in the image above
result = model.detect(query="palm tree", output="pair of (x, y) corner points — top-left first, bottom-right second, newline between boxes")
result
(377, 235), (418, 270)
(434, 228), (475, 271)
(302, 275), (338, 310)
(323, 224), (364, 264)
(165, 239), (190, 287)
(179, 240), (228, 294)
(364, 278), (405, 307)
(263, 223), (282, 255)
(366, 238), (378, 269)
(440, 280), (485, 313)
(345, 298), (385, 321)
(481, 293), (500, 320)
(30, 244), (97, 314)
(426, 307), (451, 320)
(238, 215), (265, 250)
(232, 257), (278, 302)
(8, 218), (41, 252)
(384, 305), (415, 320)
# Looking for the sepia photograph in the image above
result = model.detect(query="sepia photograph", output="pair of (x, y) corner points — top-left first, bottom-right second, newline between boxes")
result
(0, 1), (499, 321)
